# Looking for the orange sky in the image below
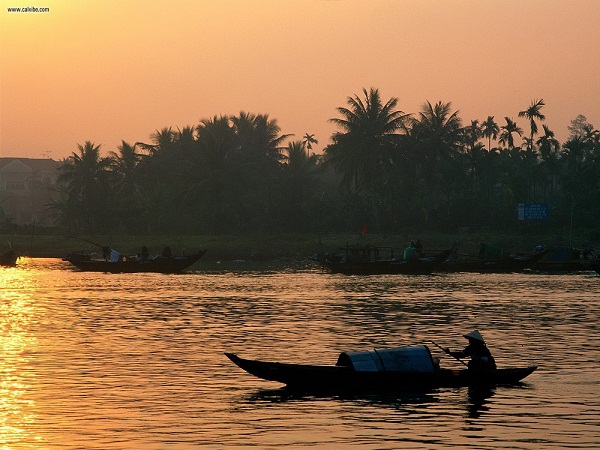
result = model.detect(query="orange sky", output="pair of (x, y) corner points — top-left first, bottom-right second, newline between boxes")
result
(1, 0), (599, 159)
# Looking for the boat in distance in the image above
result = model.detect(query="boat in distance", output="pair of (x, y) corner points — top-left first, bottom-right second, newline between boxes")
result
(438, 247), (549, 273)
(225, 345), (537, 392)
(316, 246), (454, 275)
(64, 249), (207, 273)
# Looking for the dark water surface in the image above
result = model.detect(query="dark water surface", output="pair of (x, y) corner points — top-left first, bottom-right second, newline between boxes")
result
(1, 258), (598, 448)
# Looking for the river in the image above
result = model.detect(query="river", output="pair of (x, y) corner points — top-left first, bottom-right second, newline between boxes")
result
(1, 257), (598, 448)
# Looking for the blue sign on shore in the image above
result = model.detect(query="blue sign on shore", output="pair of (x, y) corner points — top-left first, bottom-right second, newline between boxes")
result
(518, 203), (548, 220)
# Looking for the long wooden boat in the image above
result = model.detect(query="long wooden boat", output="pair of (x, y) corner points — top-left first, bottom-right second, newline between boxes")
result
(64, 249), (206, 273)
(225, 346), (537, 392)
(438, 248), (549, 273)
(530, 246), (598, 273)
(318, 247), (453, 275)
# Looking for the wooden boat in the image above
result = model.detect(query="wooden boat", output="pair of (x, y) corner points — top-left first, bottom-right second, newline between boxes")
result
(317, 246), (453, 275)
(530, 246), (590, 273)
(225, 345), (537, 392)
(439, 247), (549, 273)
(64, 249), (206, 273)
(0, 248), (18, 267)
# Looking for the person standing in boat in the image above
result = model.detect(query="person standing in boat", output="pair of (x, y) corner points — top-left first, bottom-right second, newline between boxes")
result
(448, 330), (496, 371)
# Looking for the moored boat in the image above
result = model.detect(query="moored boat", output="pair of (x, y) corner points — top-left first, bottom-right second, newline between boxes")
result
(64, 249), (206, 273)
(317, 245), (453, 275)
(530, 246), (597, 273)
(439, 245), (549, 273)
(225, 345), (537, 392)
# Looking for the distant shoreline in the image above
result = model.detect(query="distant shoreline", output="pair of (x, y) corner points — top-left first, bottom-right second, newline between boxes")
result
(4, 229), (597, 261)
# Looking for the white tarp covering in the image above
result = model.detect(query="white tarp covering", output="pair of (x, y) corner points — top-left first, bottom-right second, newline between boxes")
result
(336, 345), (435, 373)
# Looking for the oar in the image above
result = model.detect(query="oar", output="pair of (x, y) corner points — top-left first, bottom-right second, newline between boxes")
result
(430, 340), (469, 367)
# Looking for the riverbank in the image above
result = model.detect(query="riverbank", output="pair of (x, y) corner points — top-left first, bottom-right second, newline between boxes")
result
(4, 228), (597, 261)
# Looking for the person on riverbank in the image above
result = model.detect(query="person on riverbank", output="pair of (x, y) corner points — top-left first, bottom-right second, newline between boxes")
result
(447, 330), (496, 371)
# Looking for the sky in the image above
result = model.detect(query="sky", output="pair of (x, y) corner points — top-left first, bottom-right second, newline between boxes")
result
(1, 0), (599, 160)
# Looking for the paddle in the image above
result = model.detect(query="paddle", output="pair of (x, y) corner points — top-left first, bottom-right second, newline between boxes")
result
(430, 340), (469, 367)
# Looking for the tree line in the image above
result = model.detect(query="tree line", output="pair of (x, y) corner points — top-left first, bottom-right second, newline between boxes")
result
(51, 88), (600, 236)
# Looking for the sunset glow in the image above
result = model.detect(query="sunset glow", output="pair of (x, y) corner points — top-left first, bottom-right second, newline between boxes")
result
(0, 265), (40, 446)
(1, 0), (599, 158)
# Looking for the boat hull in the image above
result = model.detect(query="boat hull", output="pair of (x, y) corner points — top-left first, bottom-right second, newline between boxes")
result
(321, 249), (453, 275)
(225, 353), (537, 392)
(65, 250), (206, 273)
(439, 255), (545, 273)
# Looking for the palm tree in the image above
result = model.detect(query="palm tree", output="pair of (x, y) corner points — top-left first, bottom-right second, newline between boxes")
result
(282, 140), (320, 213)
(536, 125), (560, 158)
(518, 99), (545, 151)
(498, 117), (523, 150)
(481, 116), (499, 151)
(326, 87), (408, 193)
(562, 136), (589, 167)
(175, 125), (198, 154)
(56, 141), (112, 231)
(302, 133), (318, 156)
(191, 115), (238, 232)
(135, 127), (176, 156)
(409, 100), (463, 163)
(109, 141), (142, 182)
(408, 100), (463, 180)
(231, 112), (290, 165)
(229, 112), (291, 231)
(463, 120), (482, 152)
(108, 141), (149, 231)
(536, 125), (561, 198)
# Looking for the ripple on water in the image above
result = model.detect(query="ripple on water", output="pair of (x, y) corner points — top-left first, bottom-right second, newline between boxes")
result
(0, 260), (598, 448)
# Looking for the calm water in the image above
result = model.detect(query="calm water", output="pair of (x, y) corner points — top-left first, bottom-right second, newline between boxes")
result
(1, 258), (599, 449)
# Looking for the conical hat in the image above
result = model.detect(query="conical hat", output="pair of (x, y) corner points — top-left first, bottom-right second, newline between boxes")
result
(463, 330), (485, 343)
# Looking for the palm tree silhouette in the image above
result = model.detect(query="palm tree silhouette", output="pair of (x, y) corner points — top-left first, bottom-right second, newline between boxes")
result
(481, 116), (499, 151)
(518, 99), (545, 151)
(498, 117), (523, 150)
(302, 133), (318, 156)
(536, 125), (561, 197)
(327, 87), (408, 193)
(463, 120), (482, 151)
(57, 141), (112, 231)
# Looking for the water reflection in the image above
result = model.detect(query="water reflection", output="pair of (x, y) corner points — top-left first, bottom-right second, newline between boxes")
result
(245, 387), (439, 407)
(466, 386), (495, 418)
(240, 384), (505, 420)
(0, 266), (39, 446)
(0, 259), (597, 448)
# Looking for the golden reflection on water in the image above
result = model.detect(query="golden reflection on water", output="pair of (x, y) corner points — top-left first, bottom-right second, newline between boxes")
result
(0, 263), (42, 447)
(0, 259), (597, 448)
